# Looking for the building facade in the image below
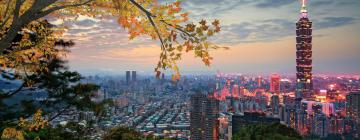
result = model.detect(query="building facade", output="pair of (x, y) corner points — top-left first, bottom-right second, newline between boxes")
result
(190, 93), (219, 140)
(346, 91), (360, 123)
(126, 71), (131, 84)
(132, 71), (137, 82)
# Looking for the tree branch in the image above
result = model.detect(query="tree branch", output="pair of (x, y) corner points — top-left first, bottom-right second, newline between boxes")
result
(0, 16), (11, 30)
(2, 0), (12, 18)
(0, 0), (25, 52)
(48, 104), (72, 121)
(0, 0), (94, 53)
(47, 92), (80, 121)
(13, 0), (24, 20)
(33, 0), (94, 20)
(0, 82), (25, 99)
(0, 0), (12, 29)
(129, 0), (165, 50)
(128, 0), (200, 48)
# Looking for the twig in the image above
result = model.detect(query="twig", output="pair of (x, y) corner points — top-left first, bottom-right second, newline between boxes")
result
(0, 82), (25, 99)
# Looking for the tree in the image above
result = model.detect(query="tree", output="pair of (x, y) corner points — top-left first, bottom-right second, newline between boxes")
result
(1, 109), (93, 140)
(232, 123), (302, 140)
(0, 20), (107, 131)
(0, 0), (226, 77)
(103, 127), (142, 140)
(103, 126), (175, 140)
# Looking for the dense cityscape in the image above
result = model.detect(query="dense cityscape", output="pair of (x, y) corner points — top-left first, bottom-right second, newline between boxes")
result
(53, 70), (357, 139)
(0, 0), (359, 140)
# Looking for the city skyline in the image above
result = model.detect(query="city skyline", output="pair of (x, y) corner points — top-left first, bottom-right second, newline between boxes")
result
(53, 0), (360, 75)
(1, 1), (359, 139)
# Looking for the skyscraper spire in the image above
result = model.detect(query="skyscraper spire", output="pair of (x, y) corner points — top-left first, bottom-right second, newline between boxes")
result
(302, 0), (306, 7)
(300, 0), (308, 18)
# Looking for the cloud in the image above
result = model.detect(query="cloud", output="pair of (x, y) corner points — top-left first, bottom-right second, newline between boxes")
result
(316, 17), (355, 29)
(335, 0), (360, 6)
(182, 0), (254, 17)
(51, 16), (159, 50)
(213, 16), (356, 44)
(255, 0), (296, 8)
(310, 0), (335, 7)
(214, 19), (293, 44)
(73, 19), (98, 27)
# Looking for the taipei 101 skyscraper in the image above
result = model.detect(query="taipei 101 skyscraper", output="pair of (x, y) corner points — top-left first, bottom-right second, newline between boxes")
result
(296, 0), (313, 100)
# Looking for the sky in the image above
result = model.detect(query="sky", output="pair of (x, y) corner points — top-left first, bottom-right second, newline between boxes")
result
(52, 0), (360, 76)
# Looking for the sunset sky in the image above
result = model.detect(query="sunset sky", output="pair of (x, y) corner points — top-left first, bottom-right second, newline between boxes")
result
(53, 0), (360, 75)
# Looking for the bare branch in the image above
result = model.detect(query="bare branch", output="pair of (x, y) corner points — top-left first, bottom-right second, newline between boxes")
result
(48, 92), (80, 121)
(48, 104), (72, 121)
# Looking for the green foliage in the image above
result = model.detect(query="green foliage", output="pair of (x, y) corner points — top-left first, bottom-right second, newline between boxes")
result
(103, 126), (175, 140)
(232, 123), (302, 140)
(24, 122), (91, 140)
(103, 127), (142, 140)
(0, 19), (108, 133)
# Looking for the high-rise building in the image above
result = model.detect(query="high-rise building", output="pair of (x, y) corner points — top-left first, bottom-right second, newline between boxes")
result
(256, 76), (262, 88)
(232, 85), (239, 99)
(271, 95), (280, 114)
(190, 92), (219, 140)
(270, 74), (280, 93)
(161, 73), (165, 80)
(126, 71), (131, 84)
(295, 0), (313, 99)
(314, 113), (329, 138)
(346, 91), (360, 123)
(131, 71), (136, 82)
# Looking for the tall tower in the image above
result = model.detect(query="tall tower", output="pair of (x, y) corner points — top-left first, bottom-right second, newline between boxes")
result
(296, 0), (313, 100)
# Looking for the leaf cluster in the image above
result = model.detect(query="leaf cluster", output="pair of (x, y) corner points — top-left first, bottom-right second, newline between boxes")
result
(110, 0), (226, 79)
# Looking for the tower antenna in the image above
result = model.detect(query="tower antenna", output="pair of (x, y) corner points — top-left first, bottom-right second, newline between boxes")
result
(300, 0), (308, 17)
(302, 0), (306, 7)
